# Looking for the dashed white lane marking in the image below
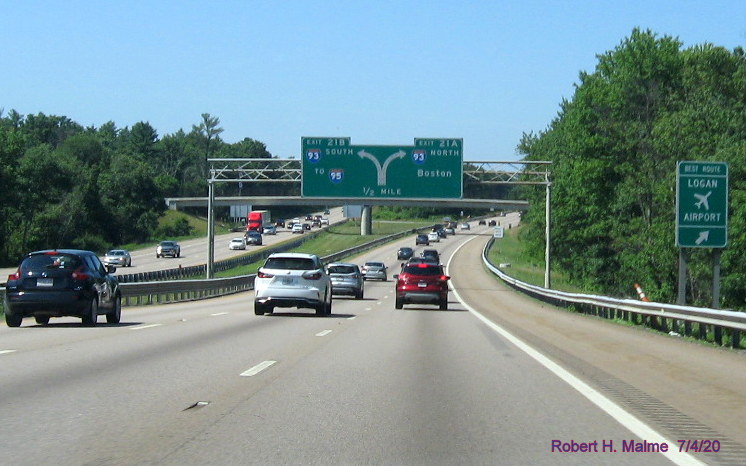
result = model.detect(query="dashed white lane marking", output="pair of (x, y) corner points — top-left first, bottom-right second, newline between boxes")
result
(347, 316), (356, 320)
(447, 237), (705, 466)
(240, 360), (277, 377)
(316, 330), (332, 337)
(129, 324), (163, 330)
(210, 312), (229, 316)
(0, 350), (17, 355)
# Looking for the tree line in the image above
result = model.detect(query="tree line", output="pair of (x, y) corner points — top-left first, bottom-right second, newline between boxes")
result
(0, 112), (275, 266)
(517, 29), (746, 308)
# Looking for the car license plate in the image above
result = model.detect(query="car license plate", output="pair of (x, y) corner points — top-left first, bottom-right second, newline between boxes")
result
(281, 277), (296, 286)
(37, 278), (54, 287)
(418, 282), (427, 288)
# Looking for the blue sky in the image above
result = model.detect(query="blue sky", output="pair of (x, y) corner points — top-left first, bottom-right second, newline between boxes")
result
(2, 1), (745, 161)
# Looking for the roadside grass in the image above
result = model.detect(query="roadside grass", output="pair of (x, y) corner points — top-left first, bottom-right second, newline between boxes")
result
(486, 224), (582, 293)
(117, 211), (235, 252)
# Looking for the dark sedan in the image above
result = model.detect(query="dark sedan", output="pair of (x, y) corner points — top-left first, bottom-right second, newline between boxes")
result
(397, 247), (414, 260)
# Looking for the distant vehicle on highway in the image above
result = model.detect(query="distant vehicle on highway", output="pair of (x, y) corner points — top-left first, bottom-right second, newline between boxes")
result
(156, 241), (180, 258)
(4, 249), (122, 327)
(291, 223), (304, 234)
(361, 261), (387, 281)
(263, 224), (277, 235)
(460, 222), (470, 230)
(229, 237), (247, 250)
(397, 247), (414, 260)
(327, 262), (364, 299)
(488, 220), (497, 226)
(245, 230), (263, 246)
(420, 249), (440, 263)
(428, 231), (440, 243)
(103, 249), (132, 267)
(416, 234), (429, 246)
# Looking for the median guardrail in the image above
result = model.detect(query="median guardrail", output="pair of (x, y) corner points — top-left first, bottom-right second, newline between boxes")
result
(482, 237), (746, 349)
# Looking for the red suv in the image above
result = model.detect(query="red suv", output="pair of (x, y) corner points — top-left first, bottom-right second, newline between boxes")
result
(393, 263), (450, 310)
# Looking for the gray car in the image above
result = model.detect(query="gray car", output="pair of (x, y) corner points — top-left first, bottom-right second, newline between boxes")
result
(156, 241), (180, 258)
(361, 261), (387, 281)
(327, 262), (364, 299)
(103, 249), (132, 267)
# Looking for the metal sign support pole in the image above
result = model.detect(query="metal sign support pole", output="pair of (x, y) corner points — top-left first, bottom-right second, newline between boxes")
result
(207, 179), (215, 279)
(544, 181), (551, 289)
(677, 249), (687, 305)
(713, 249), (721, 309)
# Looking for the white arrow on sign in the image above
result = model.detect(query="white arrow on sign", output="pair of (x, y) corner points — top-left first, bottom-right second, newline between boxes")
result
(695, 231), (710, 245)
(358, 150), (406, 186)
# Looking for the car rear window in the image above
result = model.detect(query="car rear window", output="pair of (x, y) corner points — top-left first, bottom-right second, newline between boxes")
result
(264, 257), (317, 270)
(328, 265), (357, 274)
(22, 254), (82, 271)
(401, 265), (443, 276)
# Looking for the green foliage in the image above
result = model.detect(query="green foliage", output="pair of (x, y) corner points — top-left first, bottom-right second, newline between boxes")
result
(0, 110), (274, 266)
(154, 217), (193, 239)
(519, 29), (746, 307)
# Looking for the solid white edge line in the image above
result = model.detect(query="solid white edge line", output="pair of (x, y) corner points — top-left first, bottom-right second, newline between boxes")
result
(316, 330), (333, 337)
(129, 323), (163, 330)
(0, 350), (17, 355)
(240, 360), (277, 377)
(447, 236), (705, 466)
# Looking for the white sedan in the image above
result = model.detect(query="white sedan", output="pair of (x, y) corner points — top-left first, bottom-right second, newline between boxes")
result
(228, 237), (247, 250)
(428, 231), (440, 242)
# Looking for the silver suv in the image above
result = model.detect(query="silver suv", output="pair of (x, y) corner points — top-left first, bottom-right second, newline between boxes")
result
(254, 253), (332, 316)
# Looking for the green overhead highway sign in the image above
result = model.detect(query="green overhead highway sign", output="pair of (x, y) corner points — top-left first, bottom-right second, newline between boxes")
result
(301, 137), (463, 199)
(676, 161), (728, 248)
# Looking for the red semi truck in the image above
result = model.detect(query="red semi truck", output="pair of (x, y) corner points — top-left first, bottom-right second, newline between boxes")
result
(246, 210), (271, 233)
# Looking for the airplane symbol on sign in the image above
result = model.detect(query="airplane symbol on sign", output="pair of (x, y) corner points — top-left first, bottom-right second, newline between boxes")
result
(694, 191), (712, 210)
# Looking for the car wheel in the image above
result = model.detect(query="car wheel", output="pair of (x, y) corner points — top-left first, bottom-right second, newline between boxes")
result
(82, 297), (98, 327)
(34, 315), (50, 325)
(325, 296), (333, 315)
(315, 302), (326, 316)
(395, 297), (403, 309)
(177, 251), (181, 258)
(356, 289), (364, 300)
(254, 300), (266, 316)
(439, 298), (448, 310)
(5, 311), (22, 327)
(106, 295), (122, 324)
(156, 254), (160, 258)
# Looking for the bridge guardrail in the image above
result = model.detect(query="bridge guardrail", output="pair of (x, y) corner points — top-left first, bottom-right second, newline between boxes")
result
(482, 237), (746, 349)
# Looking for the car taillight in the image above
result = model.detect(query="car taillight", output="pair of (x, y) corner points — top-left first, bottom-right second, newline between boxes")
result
(257, 270), (274, 278)
(440, 275), (450, 282)
(71, 267), (90, 281)
(7, 269), (20, 281)
(303, 271), (322, 280)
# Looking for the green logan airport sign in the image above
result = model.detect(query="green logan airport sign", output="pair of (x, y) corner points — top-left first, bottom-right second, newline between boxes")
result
(301, 137), (463, 199)
(676, 161), (728, 248)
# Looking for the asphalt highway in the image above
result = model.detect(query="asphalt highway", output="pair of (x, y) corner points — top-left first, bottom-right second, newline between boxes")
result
(1, 221), (744, 465)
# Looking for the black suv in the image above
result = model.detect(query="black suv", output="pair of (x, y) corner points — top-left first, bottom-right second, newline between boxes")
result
(4, 249), (122, 327)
